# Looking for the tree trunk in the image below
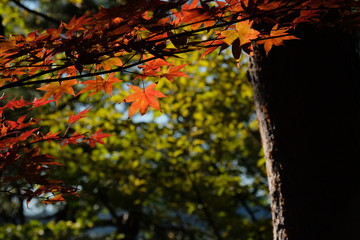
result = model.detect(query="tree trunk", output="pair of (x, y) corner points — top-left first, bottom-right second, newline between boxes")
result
(249, 25), (360, 240)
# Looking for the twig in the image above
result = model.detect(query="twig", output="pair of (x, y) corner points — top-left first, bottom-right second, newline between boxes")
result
(10, 0), (61, 26)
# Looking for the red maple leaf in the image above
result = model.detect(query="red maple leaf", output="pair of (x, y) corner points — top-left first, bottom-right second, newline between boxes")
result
(87, 129), (111, 147)
(18, 128), (38, 141)
(123, 83), (166, 118)
(68, 107), (91, 124)
(61, 132), (85, 147)
(32, 131), (61, 143)
(4, 97), (30, 110)
(30, 98), (55, 109)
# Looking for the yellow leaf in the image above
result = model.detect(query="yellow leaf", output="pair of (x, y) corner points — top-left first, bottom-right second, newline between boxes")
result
(221, 20), (259, 46)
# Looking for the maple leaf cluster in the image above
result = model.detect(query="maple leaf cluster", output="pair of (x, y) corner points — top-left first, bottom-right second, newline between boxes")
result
(0, 97), (109, 203)
(0, 0), (359, 202)
(0, 0), (358, 115)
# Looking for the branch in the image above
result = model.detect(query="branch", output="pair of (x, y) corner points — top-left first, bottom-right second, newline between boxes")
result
(0, 48), (197, 91)
(10, 0), (61, 26)
(9, 65), (69, 86)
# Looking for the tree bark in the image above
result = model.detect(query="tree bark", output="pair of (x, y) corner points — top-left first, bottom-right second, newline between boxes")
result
(249, 25), (360, 240)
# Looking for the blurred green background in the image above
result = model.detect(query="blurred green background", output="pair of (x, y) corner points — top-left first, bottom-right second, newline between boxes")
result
(0, 0), (271, 239)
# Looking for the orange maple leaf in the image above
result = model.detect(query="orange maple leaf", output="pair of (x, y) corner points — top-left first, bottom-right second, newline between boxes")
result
(257, 0), (282, 11)
(42, 193), (65, 204)
(78, 73), (122, 96)
(221, 20), (260, 46)
(58, 65), (77, 77)
(46, 27), (64, 40)
(200, 39), (224, 59)
(162, 64), (190, 82)
(257, 25), (299, 55)
(292, 10), (321, 27)
(123, 83), (166, 118)
(136, 58), (171, 80)
(99, 57), (123, 71)
(181, 9), (214, 30)
(37, 79), (77, 104)
(62, 15), (93, 36)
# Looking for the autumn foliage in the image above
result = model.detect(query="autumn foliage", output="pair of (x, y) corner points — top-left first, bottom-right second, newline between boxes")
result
(0, 0), (359, 203)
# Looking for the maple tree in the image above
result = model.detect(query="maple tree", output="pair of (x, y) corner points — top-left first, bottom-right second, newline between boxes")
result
(16, 51), (269, 239)
(0, 0), (360, 239)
